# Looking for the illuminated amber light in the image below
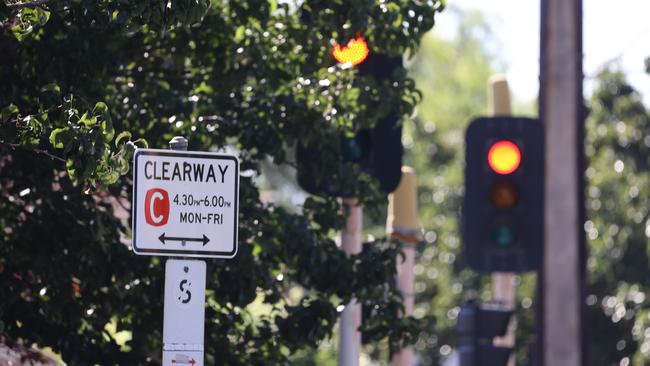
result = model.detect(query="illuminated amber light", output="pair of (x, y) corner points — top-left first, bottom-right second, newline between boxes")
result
(332, 36), (370, 66)
(488, 140), (521, 175)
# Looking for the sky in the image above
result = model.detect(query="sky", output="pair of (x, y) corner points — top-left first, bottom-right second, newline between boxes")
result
(434, 0), (650, 104)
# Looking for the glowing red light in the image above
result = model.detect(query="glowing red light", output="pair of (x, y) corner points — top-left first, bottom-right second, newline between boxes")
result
(488, 140), (521, 175)
(332, 36), (370, 66)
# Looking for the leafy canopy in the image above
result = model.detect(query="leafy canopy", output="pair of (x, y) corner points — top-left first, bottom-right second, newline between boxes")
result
(0, 0), (442, 365)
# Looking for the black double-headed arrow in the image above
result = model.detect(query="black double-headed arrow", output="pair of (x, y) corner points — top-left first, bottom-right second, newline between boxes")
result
(158, 233), (210, 246)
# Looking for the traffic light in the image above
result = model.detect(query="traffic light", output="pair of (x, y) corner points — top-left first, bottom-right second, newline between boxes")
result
(332, 36), (369, 66)
(463, 117), (544, 272)
(457, 301), (513, 366)
(296, 36), (403, 196)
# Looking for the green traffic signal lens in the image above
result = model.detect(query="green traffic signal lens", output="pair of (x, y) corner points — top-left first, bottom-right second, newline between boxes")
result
(490, 180), (519, 208)
(492, 224), (516, 247)
(341, 137), (362, 161)
(341, 131), (371, 162)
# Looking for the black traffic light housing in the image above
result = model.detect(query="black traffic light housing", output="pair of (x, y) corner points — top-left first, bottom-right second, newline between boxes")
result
(296, 52), (403, 196)
(458, 301), (513, 366)
(463, 116), (544, 272)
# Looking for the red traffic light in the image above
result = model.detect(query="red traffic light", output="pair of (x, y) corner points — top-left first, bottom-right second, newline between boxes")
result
(488, 140), (521, 175)
(464, 117), (544, 272)
(332, 36), (370, 66)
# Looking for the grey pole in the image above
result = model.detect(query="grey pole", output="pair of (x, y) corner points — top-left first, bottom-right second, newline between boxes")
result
(388, 167), (420, 366)
(162, 135), (207, 365)
(338, 197), (362, 366)
(540, 0), (585, 364)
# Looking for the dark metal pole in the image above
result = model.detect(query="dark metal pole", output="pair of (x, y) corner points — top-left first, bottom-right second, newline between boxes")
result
(539, 0), (586, 365)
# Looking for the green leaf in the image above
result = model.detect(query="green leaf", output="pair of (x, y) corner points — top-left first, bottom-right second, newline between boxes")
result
(40, 83), (61, 95)
(49, 127), (73, 149)
(132, 138), (148, 149)
(234, 25), (246, 42)
(102, 118), (115, 142)
(93, 102), (108, 115)
(156, 80), (171, 90)
(194, 81), (213, 94)
(1, 104), (19, 122)
(11, 7), (51, 41)
(78, 113), (98, 127)
(115, 131), (132, 146)
(18, 115), (43, 147)
(268, 0), (278, 13)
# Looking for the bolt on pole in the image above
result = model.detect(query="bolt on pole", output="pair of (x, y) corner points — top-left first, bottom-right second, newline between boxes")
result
(169, 136), (188, 151)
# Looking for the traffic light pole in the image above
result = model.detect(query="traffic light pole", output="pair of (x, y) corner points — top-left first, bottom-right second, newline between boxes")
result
(339, 197), (362, 366)
(488, 76), (516, 366)
(387, 167), (420, 366)
(540, 0), (585, 364)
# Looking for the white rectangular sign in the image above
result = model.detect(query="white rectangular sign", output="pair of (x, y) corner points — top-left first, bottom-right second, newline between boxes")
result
(162, 259), (205, 366)
(132, 149), (239, 258)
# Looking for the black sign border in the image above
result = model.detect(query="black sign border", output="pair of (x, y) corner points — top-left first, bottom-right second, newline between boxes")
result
(132, 149), (239, 258)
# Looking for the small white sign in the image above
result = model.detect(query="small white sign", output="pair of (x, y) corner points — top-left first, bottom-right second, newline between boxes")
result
(132, 149), (239, 258)
(163, 260), (205, 365)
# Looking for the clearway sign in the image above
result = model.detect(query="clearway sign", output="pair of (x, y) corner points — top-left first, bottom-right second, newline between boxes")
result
(132, 149), (239, 258)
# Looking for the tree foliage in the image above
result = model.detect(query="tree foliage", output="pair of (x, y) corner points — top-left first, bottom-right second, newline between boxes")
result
(0, 1), (443, 364)
(585, 65), (650, 366)
(405, 11), (538, 364)
(404, 11), (494, 364)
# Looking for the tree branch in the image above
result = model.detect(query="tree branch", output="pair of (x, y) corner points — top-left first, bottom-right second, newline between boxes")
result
(0, 141), (66, 163)
(6, 0), (52, 10)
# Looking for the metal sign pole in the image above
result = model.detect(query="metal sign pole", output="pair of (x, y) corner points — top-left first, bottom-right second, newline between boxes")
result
(162, 137), (207, 366)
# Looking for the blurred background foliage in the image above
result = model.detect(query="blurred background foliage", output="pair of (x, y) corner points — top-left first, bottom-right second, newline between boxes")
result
(585, 66), (650, 366)
(403, 9), (537, 365)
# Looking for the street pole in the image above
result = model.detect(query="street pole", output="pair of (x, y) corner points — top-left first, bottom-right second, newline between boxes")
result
(387, 167), (420, 366)
(488, 75), (516, 366)
(540, 0), (585, 364)
(339, 197), (363, 366)
(162, 136), (207, 366)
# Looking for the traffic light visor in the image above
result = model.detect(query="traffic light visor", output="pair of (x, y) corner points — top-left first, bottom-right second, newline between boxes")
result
(488, 140), (521, 175)
(333, 36), (370, 66)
